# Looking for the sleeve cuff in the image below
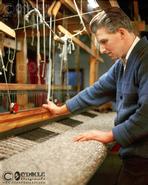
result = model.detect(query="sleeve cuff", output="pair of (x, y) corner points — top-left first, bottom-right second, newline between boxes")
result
(112, 124), (133, 147)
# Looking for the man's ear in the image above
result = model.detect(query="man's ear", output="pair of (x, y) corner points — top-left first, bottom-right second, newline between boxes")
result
(117, 28), (126, 38)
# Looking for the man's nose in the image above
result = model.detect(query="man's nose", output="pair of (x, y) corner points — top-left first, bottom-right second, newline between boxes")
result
(99, 45), (106, 54)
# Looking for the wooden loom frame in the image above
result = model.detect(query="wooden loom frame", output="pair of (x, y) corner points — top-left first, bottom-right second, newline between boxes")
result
(0, 83), (71, 134)
(0, 0), (112, 135)
(0, 3), (96, 136)
(0, 107), (58, 133)
(0, 22), (58, 135)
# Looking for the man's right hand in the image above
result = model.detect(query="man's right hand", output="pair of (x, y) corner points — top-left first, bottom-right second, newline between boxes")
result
(42, 101), (70, 116)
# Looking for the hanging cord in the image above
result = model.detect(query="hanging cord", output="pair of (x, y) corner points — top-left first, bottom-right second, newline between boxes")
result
(65, 57), (69, 100)
(31, 14), (35, 46)
(24, 7), (58, 84)
(50, 16), (56, 101)
(23, 6), (89, 100)
(24, 6), (92, 42)
(15, 9), (100, 32)
(51, 1), (62, 101)
(23, 0), (28, 65)
(6, 47), (16, 82)
(73, 0), (86, 28)
(41, 0), (46, 78)
(24, 8), (54, 32)
(47, 16), (53, 101)
(59, 35), (69, 99)
(24, 6), (59, 101)
(36, 0), (41, 84)
(72, 0), (87, 38)
(59, 35), (75, 100)
(67, 38), (75, 54)
(16, 0), (20, 29)
(47, 0), (57, 101)
(0, 50), (11, 107)
(59, 35), (68, 77)
(46, 1), (57, 101)
(5, 34), (17, 81)
(59, 10), (68, 77)
(59, 36), (75, 74)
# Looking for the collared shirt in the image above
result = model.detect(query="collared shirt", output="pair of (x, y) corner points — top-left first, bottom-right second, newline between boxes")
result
(125, 36), (140, 61)
(122, 36), (140, 69)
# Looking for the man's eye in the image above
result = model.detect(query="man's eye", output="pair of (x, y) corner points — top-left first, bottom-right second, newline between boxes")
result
(101, 40), (107, 44)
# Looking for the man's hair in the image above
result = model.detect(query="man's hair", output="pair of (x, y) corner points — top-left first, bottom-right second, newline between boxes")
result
(90, 7), (135, 34)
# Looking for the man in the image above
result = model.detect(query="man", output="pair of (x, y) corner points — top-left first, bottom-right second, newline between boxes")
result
(43, 7), (148, 185)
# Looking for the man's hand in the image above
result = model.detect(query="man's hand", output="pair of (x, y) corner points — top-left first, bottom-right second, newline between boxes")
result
(42, 101), (70, 116)
(73, 130), (114, 144)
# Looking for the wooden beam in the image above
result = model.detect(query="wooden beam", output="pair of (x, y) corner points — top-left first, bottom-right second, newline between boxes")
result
(0, 83), (72, 91)
(109, 0), (119, 7)
(47, 0), (56, 16)
(0, 21), (16, 38)
(0, 107), (58, 133)
(52, 1), (62, 17)
(4, 38), (21, 50)
(58, 25), (103, 62)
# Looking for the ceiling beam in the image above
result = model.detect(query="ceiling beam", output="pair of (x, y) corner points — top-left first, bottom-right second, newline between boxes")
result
(0, 21), (15, 38)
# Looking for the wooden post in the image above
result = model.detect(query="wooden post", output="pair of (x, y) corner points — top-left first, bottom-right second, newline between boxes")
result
(133, 0), (145, 32)
(133, 0), (139, 21)
(0, 32), (4, 54)
(89, 35), (98, 86)
(16, 32), (28, 109)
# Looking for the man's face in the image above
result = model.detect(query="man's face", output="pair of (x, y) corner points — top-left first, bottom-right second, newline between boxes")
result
(95, 27), (125, 60)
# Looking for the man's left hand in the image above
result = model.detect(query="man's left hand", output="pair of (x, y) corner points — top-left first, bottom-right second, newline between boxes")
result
(73, 130), (114, 144)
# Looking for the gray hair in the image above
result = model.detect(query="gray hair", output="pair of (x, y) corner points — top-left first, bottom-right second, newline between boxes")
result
(90, 7), (135, 33)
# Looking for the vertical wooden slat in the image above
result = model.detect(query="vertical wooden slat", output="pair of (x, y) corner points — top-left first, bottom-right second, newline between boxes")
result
(133, 0), (145, 31)
(16, 32), (28, 109)
(133, 0), (139, 21)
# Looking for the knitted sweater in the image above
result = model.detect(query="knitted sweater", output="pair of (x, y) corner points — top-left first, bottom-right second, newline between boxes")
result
(66, 37), (148, 158)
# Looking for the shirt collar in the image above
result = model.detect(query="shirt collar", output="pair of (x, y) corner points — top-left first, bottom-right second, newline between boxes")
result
(125, 36), (140, 61)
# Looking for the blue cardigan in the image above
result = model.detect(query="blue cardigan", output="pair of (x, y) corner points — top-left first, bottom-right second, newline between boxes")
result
(66, 37), (148, 158)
